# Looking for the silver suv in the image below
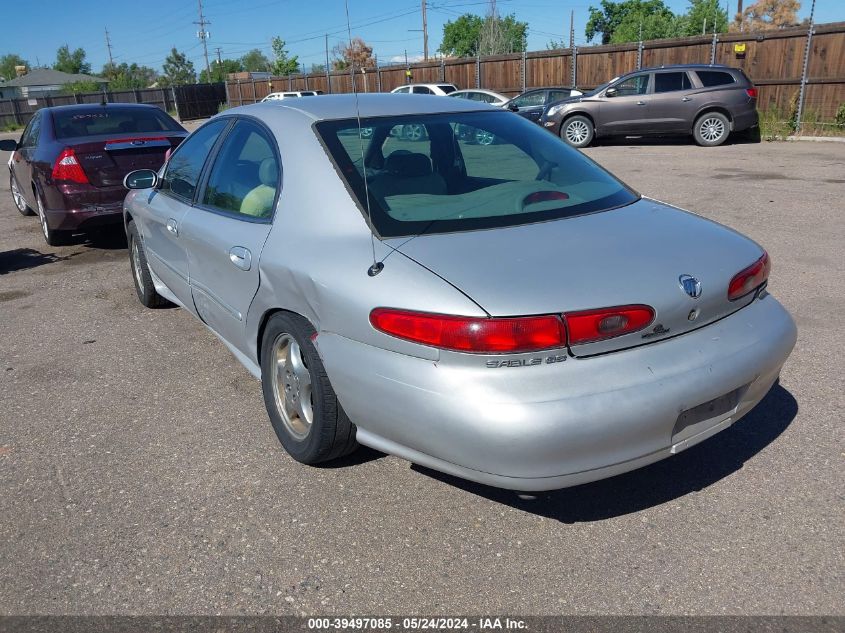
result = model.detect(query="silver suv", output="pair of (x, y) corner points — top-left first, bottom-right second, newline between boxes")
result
(540, 64), (759, 147)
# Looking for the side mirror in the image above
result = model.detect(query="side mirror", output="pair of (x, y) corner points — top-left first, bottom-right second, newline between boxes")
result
(0, 139), (18, 151)
(507, 102), (519, 112)
(124, 169), (158, 190)
(605, 87), (617, 98)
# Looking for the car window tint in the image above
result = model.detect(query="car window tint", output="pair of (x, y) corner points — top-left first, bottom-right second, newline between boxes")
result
(394, 86), (410, 93)
(413, 86), (434, 94)
(477, 93), (497, 103)
(654, 72), (692, 93)
(438, 84), (457, 94)
(52, 107), (181, 139)
(20, 113), (41, 148)
(548, 90), (574, 102)
(201, 120), (279, 219)
(696, 71), (736, 87)
(614, 74), (649, 96)
(513, 92), (545, 107)
(162, 118), (229, 201)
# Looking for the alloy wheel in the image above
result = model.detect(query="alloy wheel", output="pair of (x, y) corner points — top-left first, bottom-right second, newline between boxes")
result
(131, 237), (144, 288)
(10, 177), (26, 213)
(565, 120), (590, 145)
(475, 130), (495, 145)
(270, 333), (314, 441)
(404, 124), (424, 141)
(36, 196), (49, 240)
(699, 117), (726, 143)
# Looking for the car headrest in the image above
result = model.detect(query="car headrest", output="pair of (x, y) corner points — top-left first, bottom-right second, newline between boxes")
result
(258, 158), (278, 187)
(384, 152), (432, 177)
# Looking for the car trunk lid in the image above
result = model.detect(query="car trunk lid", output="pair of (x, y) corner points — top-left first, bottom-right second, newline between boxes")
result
(386, 197), (764, 357)
(70, 133), (185, 187)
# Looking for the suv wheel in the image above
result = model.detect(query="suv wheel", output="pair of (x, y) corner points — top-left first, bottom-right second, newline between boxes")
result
(561, 115), (594, 148)
(694, 112), (730, 147)
(261, 312), (358, 464)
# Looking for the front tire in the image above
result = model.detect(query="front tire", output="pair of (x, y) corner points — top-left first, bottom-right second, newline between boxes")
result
(693, 112), (730, 147)
(127, 221), (169, 308)
(10, 173), (34, 216)
(261, 312), (357, 465)
(561, 115), (594, 148)
(36, 193), (70, 246)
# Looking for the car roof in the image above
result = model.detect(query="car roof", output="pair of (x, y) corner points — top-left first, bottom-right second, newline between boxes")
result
(452, 89), (505, 96)
(40, 103), (164, 113)
(636, 63), (738, 72)
(229, 93), (494, 121)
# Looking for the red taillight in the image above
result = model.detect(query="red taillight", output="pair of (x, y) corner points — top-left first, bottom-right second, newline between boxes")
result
(728, 252), (770, 301)
(746, 87), (758, 99)
(52, 147), (89, 184)
(369, 308), (565, 353)
(564, 305), (655, 346)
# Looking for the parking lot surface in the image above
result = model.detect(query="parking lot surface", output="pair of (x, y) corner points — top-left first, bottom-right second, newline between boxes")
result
(1, 136), (843, 615)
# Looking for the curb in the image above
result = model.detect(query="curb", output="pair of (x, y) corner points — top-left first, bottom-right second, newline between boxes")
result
(785, 135), (845, 143)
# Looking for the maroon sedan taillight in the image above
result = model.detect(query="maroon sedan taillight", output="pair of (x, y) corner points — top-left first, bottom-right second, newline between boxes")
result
(52, 148), (89, 184)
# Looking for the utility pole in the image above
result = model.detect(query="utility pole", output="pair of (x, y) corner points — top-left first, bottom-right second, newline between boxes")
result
(215, 47), (222, 65)
(325, 34), (331, 93)
(194, 0), (212, 83)
(569, 10), (574, 49)
(421, 0), (429, 61)
(104, 28), (114, 67)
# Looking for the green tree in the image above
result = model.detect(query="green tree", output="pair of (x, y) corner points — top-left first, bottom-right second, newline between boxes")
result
(270, 37), (299, 76)
(610, 7), (683, 42)
(678, 0), (729, 35)
(199, 58), (243, 83)
(102, 62), (157, 90)
(0, 53), (29, 81)
(160, 48), (196, 86)
(311, 63), (326, 73)
(439, 13), (528, 57)
(240, 49), (271, 72)
(586, 0), (676, 44)
(61, 80), (102, 94)
(53, 45), (91, 74)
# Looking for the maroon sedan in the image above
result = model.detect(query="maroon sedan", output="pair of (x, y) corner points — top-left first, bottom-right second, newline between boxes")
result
(1, 103), (187, 245)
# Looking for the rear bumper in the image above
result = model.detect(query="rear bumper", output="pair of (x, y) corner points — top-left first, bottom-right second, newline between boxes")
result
(42, 183), (126, 230)
(732, 107), (759, 133)
(318, 293), (796, 491)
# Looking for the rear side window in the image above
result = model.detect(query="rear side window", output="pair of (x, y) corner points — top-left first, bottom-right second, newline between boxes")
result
(413, 86), (434, 94)
(20, 112), (42, 148)
(512, 91), (544, 107)
(201, 119), (279, 219)
(438, 84), (457, 94)
(52, 107), (182, 139)
(654, 72), (692, 93)
(161, 118), (229, 201)
(696, 71), (736, 87)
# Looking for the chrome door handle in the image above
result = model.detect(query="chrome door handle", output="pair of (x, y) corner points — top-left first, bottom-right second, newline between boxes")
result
(681, 96), (692, 102)
(228, 246), (252, 271)
(166, 219), (178, 236)
(636, 100), (646, 106)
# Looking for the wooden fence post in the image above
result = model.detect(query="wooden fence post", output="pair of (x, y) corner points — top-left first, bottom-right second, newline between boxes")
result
(11, 98), (22, 126)
(133, 89), (140, 103)
(237, 80), (243, 106)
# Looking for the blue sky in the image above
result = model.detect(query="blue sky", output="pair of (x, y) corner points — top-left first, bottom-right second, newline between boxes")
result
(3, 0), (840, 74)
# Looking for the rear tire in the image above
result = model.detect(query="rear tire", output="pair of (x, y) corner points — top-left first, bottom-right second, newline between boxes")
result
(10, 173), (34, 216)
(36, 193), (70, 246)
(127, 221), (169, 308)
(693, 112), (730, 147)
(560, 115), (594, 148)
(261, 312), (358, 465)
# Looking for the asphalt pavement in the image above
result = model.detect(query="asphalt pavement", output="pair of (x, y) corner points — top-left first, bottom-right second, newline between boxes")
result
(0, 135), (843, 615)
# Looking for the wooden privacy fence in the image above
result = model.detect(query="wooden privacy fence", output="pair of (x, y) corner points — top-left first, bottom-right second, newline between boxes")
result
(0, 82), (227, 128)
(226, 21), (845, 122)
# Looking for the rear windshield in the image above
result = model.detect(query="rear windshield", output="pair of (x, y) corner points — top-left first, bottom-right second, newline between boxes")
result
(316, 111), (638, 238)
(52, 107), (183, 139)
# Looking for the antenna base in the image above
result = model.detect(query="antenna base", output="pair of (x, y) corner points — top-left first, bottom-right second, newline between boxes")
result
(367, 262), (384, 277)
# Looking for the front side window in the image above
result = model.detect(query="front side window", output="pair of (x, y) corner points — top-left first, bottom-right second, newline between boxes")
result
(512, 91), (545, 107)
(613, 74), (649, 96)
(654, 72), (692, 93)
(316, 111), (637, 238)
(161, 118), (229, 201)
(696, 70), (736, 87)
(201, 119), (279, 219)
(548, 89), (574, 102)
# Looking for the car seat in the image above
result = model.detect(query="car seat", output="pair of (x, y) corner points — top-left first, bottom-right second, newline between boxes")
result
(240, 158), (278, 218)
(368, 152), (447, 202)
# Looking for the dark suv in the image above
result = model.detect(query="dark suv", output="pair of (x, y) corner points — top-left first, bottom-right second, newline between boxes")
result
(539, 64), (759, 148)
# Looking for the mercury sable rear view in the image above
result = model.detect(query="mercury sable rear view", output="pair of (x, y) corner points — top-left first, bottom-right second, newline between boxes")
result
(121, 94), (796, 491)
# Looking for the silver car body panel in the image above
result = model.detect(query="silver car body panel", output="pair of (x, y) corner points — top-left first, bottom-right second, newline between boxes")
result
(124, 94), (796, 491)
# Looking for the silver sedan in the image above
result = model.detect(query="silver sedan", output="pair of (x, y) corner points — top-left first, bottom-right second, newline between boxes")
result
(122, 94), (796, 491)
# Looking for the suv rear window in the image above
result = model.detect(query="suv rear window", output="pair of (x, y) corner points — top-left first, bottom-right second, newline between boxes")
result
(696, 71), (736, 87)
(52, 107), (182, 139)
(316, 111), (638, 238)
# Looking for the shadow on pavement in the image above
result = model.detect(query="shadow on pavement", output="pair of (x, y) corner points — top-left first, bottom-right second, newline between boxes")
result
(0, 248), (64, 275)
(412, 383), (797, 522)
